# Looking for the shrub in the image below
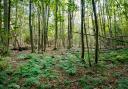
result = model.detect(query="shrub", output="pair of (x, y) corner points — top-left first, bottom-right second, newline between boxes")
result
(117, 78), (128, 89)
(24, 77), (40, 87)
(0, 60), (8, 71)
(100, 49), (128, 63)
(8, 83), (20, 89)
(15, 62), (42, 77)
(112, 72), (123, 79)
(41, 69), (58, 80)
(0, 71), (8, 84)
(78, 76), (105, 89)
(37, 83), (51, 89)
(59, 60), (77, 76)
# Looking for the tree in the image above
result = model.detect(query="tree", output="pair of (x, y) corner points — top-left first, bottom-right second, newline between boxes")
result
(54, 0), (58, 50)
(3, 0), (9, 54)
(8, 0), (11, 49)
(84, 2), (91, 67)
(0, 0), (2, 40)
(37, 4), (41, 52)
(81, 0), (85, 60)
(29, 0), (34, 53)
(67, 0), (73, 49)
(92, 0), (99, 64)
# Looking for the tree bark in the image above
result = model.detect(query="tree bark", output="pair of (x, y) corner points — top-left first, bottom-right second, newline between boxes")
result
(29, 0), (34, 53)
(54, 0), (58, 50)
(92, 0), (99, 64)
(81, 0), (85, 60)
(4, 0), (9, 53)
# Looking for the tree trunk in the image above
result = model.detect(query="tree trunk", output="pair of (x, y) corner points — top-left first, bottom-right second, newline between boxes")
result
(0, 0), (2, 44)
(54, 0), (58, 50)
(81, 0), (85, 60)
(8, 0), (11, 50)
(29, 0), (34, 53)
(67, 0), (73, 49)
(38, 8), (41, 52)
(4, 0), (9, 53)
(92, 0), (99, 64)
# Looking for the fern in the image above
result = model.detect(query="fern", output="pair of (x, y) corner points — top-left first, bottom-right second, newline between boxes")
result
(8, 83), (20, 89)
(117, 78), (128, 89)
(59, 60), (77, 76)
(24, 77), (40, 87)
(41, 69), (58, 79)
(0, 60), (8, 71)
(37, 83), (51, 89)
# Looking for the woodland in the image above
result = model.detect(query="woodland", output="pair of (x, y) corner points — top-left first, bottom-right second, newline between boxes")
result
(0, 0), (128, 89)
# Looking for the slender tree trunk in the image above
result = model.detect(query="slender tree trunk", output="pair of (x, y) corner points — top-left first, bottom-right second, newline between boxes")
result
(13, 0), (18, 49)
(106, 0), (113, 49)
(4, 0), (9, 53)
(102, 0), (107, 48)
(29, 0), (34, 53)
(102, 0), (106, 37)
(81, 0), (85, 60)
(38, 8), (41, 52)
(84, 20), (91, 67)
(67, 0), (73, 49)
(92, 0), (99, 64)
(62, 9), (65, 48)
(114, 8), (117, 49)
(41, 2), (44, 52)
(44, 5), (50, 51)
(85, 4), (91, 67)
(0, 0), (2, 43)
(54, 0), (58, 50)
(8, 0), (11, 50)
(38, 11), (41, 51)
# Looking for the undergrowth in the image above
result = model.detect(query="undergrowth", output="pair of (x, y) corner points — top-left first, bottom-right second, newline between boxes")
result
(0, 49), (127, 89)
(100, 49), (128, 63)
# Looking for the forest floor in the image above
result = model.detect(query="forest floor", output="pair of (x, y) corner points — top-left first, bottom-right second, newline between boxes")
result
(0, 48), (128, 89)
